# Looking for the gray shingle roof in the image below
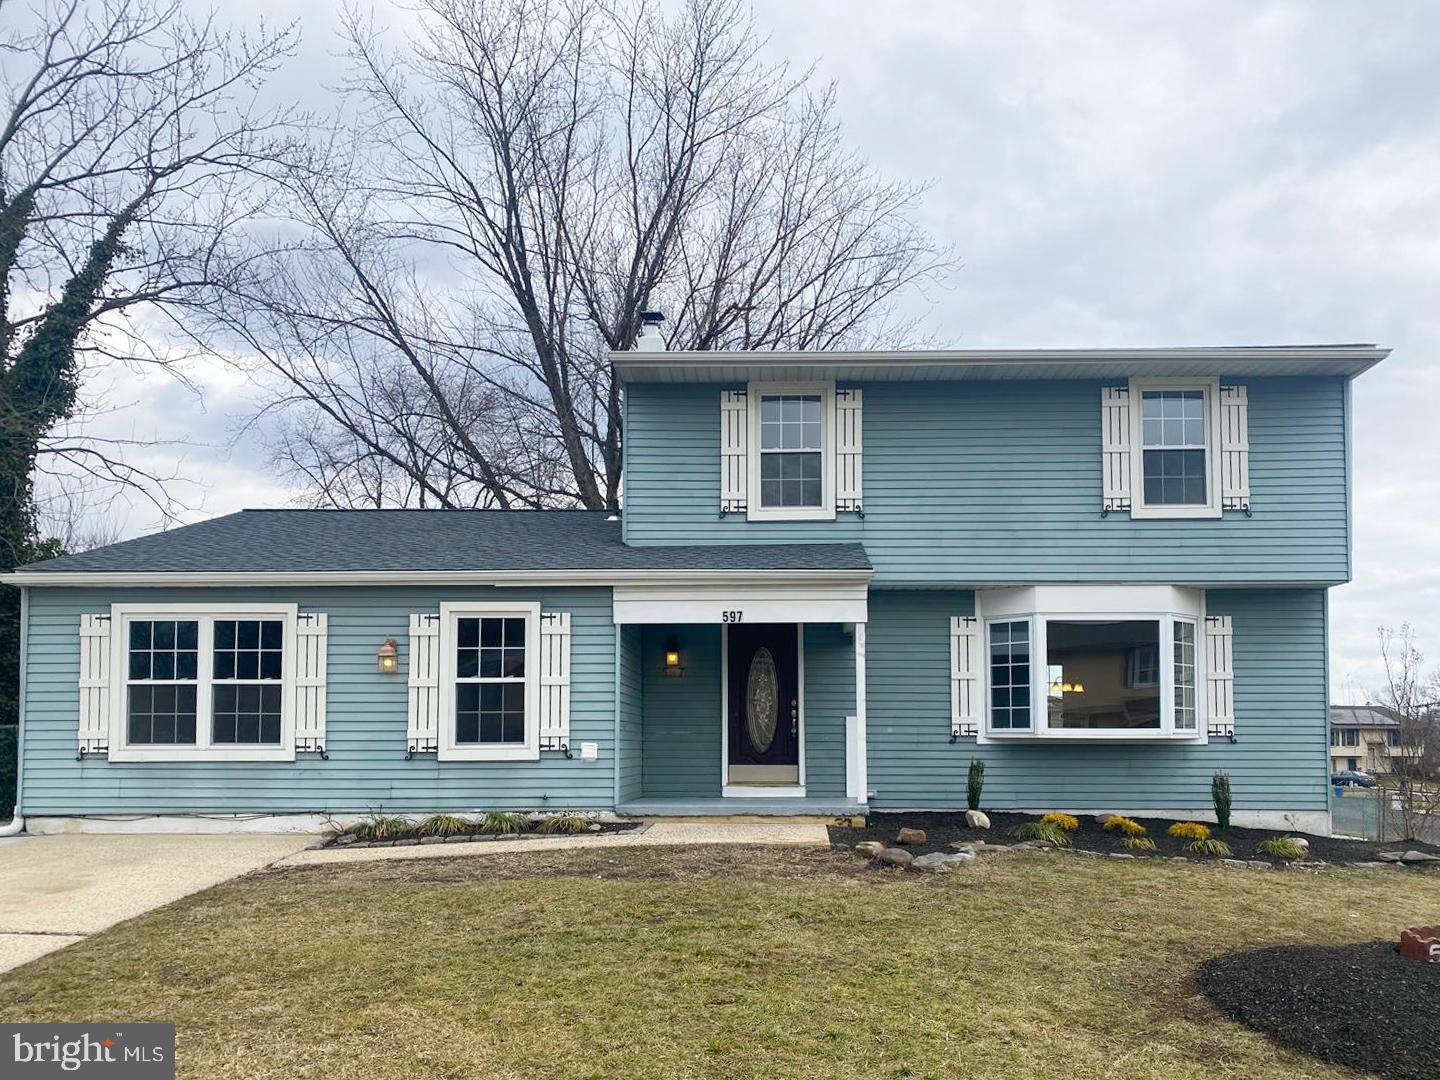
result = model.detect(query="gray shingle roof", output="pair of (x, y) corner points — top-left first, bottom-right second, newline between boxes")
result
(1330, 705), (1400, 728)
(18, 509), (871, 575)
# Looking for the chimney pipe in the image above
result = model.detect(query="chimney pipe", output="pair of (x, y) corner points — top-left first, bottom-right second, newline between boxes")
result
(634, 310), (667, 351)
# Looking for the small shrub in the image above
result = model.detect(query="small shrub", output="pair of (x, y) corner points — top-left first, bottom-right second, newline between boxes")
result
(1012, 820), (1071, 846)
(1103, 816), (1147, 837)
(1185, 836), (1234, 858)
(1256, 836), (1306, 861)
(1212, 771), (1232, 830)
(477, 810), (529, 835)
(1167, 821), (1211, 841)
(351, 814), (410, 841)
(417, 814), (472, 837)
(1122, 836), (1158, 851)
(1040, 812), (1080, 832)
(967, 759), (985, 811)
(538, 813), (590, 834)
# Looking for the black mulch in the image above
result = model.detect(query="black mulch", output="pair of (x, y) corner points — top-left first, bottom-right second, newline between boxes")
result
(1196, 942), (1440, 1080)
(829, 811), (1440, 865)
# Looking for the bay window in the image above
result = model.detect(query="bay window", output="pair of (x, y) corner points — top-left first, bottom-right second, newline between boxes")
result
(978, 586), (1207, 741)
(109, 604), (297, 761)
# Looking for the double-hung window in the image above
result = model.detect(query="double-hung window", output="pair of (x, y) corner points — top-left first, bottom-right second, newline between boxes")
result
(438, 602), (540, 760)
(977, 586), (1206, 741)
(110, 604), (296, 761)
(746, 381), (835, 520)
(1131, 378), (1221, 518)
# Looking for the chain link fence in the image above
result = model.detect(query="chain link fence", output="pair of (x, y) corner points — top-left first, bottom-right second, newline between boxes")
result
(1330, 783), (1440, 843)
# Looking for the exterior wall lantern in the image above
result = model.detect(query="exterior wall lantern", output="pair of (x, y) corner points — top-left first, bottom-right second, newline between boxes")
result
(377, 637), (399, 674)
(663, 634), (684, 678)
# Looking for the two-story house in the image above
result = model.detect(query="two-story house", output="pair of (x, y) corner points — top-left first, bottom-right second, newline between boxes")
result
(1, 331), (1388, 835)
(1329, 704), (1418, 776)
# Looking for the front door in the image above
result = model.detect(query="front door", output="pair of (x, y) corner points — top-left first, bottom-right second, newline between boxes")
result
(726, 623), (800, 786)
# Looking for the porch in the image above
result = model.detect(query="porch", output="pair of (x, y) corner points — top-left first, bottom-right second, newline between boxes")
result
(613, 576), (869, 814)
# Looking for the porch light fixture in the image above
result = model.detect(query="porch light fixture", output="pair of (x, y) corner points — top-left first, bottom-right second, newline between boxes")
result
(663, 634), (684, 677)
(377, 637), (399, 674)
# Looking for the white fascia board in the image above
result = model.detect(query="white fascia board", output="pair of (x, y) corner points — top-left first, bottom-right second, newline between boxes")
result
(0, 568), (875, 588)
(612, 345), (1391, 383)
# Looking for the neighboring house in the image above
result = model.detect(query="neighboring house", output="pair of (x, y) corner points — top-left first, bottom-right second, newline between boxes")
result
(2, 332), (1390, 835)
(1329, 704), (1420, 775)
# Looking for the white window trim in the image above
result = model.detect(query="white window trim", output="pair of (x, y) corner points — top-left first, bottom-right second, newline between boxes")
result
(437, 601), (541, 761)
(107, 602), (299, 763)
(745, 380), (836, 522)
(1129, 376), (1222, 519)
(975, 586), (1208, 744)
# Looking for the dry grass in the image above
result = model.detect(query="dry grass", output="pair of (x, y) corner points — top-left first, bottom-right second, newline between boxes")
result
(1, 845), (1435, 1079)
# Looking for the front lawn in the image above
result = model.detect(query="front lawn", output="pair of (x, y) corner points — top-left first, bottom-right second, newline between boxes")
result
(1, 846), (1434, 1079)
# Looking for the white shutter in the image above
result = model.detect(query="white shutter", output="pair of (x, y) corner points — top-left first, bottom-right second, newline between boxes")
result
(836, 388), (863, 513)
(78, 613), (112, 755)
(951, 616), (980, 738)
(1205, 615), (1235, 738)
(539, 611), (572, 751)
(407, 613), (440, 754)
(295, 612), (328, 754)
(1220, 385), (1250, 511)
(1101, 385), (1132, 513)
(720, 389), (748, 514)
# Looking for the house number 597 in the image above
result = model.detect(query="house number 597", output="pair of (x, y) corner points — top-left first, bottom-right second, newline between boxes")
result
(721, 610), (744, 623)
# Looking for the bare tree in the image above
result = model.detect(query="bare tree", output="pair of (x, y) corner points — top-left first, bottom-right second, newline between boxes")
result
(209, 0), (949, 510)
(1375, 624), (1440, 842)
(0, 0), (298, 729)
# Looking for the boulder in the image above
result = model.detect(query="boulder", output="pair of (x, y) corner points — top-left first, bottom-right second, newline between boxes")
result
(854, 840), (886, 859)
(1400, 850), (1440, 864)
(875, 847), (913, 868)
(1094, 814), (1118, 827)
(896, 827), (928, 846)
(1291, 836), (1310, 852)
(964, 810), (991, 830)
(911, 851), (974, 872)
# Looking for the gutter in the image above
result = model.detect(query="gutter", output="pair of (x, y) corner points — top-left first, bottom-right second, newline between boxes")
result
(0, 567), (875, 588)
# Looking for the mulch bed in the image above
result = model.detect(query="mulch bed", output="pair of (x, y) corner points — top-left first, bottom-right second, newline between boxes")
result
(319, 820), (642, 849)
(829, 811), (1440, 865)
(1196, 942), (1440, 1080)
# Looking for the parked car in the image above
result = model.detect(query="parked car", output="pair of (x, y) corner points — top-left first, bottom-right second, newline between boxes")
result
(1331, 770), (1377, 788)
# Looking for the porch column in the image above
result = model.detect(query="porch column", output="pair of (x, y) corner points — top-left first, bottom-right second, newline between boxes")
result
(847, 622), (868, 803)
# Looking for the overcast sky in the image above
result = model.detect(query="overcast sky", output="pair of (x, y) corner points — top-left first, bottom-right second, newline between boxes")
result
(69, 0), (1440, 701)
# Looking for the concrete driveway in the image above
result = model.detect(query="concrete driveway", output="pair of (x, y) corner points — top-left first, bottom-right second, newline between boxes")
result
(0, 833), (310, 973)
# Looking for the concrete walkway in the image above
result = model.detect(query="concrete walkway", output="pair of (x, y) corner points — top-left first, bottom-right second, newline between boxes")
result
(0, 833), (309, 974)
(279, 820), (830, 867)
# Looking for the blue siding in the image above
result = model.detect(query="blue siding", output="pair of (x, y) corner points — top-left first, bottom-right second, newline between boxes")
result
(616, 625), (643, 803)
(21, 586), (616, 815)
(622, 378), (1350, 585)
(864, 587), (1330, 813)
(639, 625), (721, 797)
(802, 624), (853, 798)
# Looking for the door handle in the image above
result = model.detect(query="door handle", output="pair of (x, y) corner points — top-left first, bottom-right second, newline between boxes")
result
(790, 699), (798, 737)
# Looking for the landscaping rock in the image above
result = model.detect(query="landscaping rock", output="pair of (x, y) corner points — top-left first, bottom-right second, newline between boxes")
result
(1107, 852), (1135, 859)
(854, 840), (886, 859)
(419, 835), (447, 845)
(1347, 861), (1390, 870)
(1221, 859), (1247, 868)
(875, 847), (913, 868)
(964, 810), (990, 829)
(394, 838), (419, 846)
(946, 840), (984, 853)
(1292, 837), (1310, 853)
(588, 823), (603, 832)
(1400, 850), (1440, 864)
(911, 851), (974, 872)
(1246, 861), (1273, 870)
(1094, 814), (1118, 826)
(335, 834), (358, 846)
(1377, 851), (1406, 862)
(896, 827), (928, 846)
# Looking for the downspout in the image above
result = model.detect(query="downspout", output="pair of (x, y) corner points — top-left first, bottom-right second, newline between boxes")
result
(1, 586), (27, 836)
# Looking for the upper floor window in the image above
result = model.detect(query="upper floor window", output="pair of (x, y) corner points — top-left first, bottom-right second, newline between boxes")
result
(109, 604), (297, 762)
(1129, 378), (1221, 519)
(745, 381), (836, 521)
